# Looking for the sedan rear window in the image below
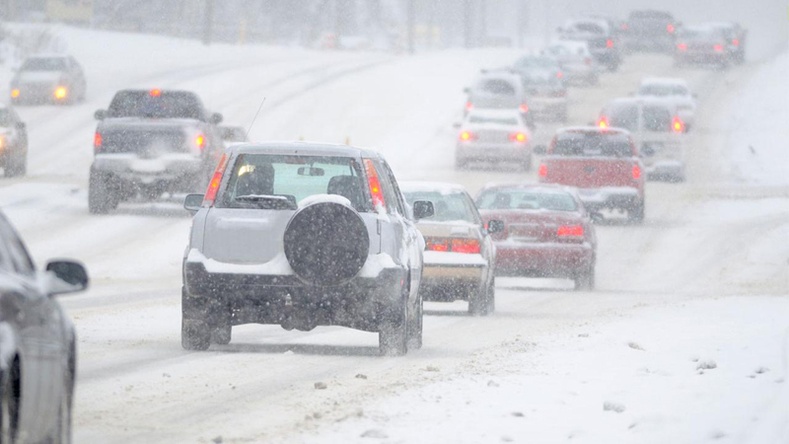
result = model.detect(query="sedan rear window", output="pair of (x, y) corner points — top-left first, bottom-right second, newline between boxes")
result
(477, 189), (577, 212)
(468, 115), (520, 126)
(219, 154), (368, 211)
(402, 191), (479, 223)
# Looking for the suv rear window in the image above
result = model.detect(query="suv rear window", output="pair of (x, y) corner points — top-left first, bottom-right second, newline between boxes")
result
(552, 132), (633, 157)
(219, 154), (369, 211)
(477, 79), (516, 95)
(643, 106), (672, 131)
(21, 57), (66, 71)
(107, 91), (204, 120)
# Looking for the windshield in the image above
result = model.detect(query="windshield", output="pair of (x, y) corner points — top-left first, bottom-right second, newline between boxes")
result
(477, 189), (577, 211)
(219, 154), (368, 211)
(467, 115), (520, 125)
(402, 190), (479, 223)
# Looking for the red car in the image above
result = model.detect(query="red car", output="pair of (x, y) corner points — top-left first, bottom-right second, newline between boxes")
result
(477, 183), (597, 290)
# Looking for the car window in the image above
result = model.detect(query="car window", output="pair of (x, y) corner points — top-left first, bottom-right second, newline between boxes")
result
(552, 132), (634, 157)
(639, 84), (688, 97)
(218, 153), (369, 211)
(468, 115), (520, 126)
(107, 91), (205, 120)
(0, 215), (35, 275)
(477, 189), (577, 212)
(21, 57), (66, 71)
(643, 106), (672, 132)
(606, 104), (638, 131)
(477, 79), (516, 96)
(403, 191), (480, 223)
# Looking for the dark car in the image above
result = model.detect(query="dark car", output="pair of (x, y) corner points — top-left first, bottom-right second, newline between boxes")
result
(623, 10), (679, 53)
(558, 17), (622, 71)
(464, 70), (535, 128)
(477, 183), (597, 290)
(674, 25), (731, 69)
(0, 105), (28, 177)
(89, 89), (226, 213)
(10, 54), (86, 105)
(181, 142), (433, 355)
(706, 22), (747, 64)
(0, 209), (89, 443)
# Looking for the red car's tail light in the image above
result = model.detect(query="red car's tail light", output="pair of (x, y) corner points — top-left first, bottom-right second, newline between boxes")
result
(459, 130), (477, 142)
(606, 39), (614, 48)
(713, 44), (724, 53)
(93, 131), (102, 152)
(509, 132), (527, 143)
(538, 164), (547, 178)
(557, 225), (584, 237)
(203, 153), (228, 206)
(451, 238), (481, 254)
(677, 43), (688, 52)
(363, 158), (387, 212)
(632, 164), (642, 180)
(671, 116), (685, 133)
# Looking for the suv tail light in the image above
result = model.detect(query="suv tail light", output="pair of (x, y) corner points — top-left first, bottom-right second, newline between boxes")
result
(363, 158), (386, 212)
(93, 131), (102, 152)
(632, 164), (642, 180)
(459, 130), (477, 142)
(671, 116), (685, 133)
(203, 153), (228, 206)
(150, 88), (162, 97)
(597, 116), (609, 129)
(10, 88), (20, 99)
(509, 132), (527, 143)
(732, 38), (740, 47)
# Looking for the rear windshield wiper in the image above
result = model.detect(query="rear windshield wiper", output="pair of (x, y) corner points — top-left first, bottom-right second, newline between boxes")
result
(234, 194), (297, 210)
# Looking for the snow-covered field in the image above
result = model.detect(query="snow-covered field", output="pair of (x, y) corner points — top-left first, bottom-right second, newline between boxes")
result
(0, 12), (786, 444)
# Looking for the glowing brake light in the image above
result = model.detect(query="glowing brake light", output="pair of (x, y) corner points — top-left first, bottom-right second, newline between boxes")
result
(426, 238), (449, 252)
(538, 163), (547, 178)
(597, 116), (609, 129)
(671, 116), (685, 133)
(54, 86), (68, 100)
(732, 38), (740, 47)
(203, 153), (228, 205)
(465, 101), (474, 111)
(518, 103), (529, 113)
(425, 237), (480, 254)
(509, 132), (527, 143)
(195, 133), (206, 149)
(677, 43), (688, 52)
(556, 71), (564, 79)
(363, 158), (386, 212)
(150, 88), (162, 97)
(666, 23), (675, 34)
(632, 164), (642, 180)
(93, 132), (102, 152)
(10, 89), (20, 99)
(459, 130), (476, 142)
(713, 44), (724, 53)
(557, 225), (584, 237)
(606, 39), (614, 48)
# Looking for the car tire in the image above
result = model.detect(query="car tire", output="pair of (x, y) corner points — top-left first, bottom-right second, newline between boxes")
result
(628, 202), (645, 223)
(379, 299), (408, 356)
(4, 152), (26, 177)
(0, 365), (19, 444)
(211, 325), (232, 345)
(574, 265), (595, 291)
(88, 168), (118, 214)
(181, 287), (211, 351)
(406, 292), (423, 350)
(469, 277), (495, 316)
(49, 369), (73, 444)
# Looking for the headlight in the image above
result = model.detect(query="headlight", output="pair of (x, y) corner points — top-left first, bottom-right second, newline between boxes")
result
(54, 86), (68, 100)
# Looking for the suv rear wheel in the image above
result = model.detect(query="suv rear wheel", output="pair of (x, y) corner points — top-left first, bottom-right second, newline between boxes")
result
(379, 296), (408, 356)
(181, 287), (210, 351)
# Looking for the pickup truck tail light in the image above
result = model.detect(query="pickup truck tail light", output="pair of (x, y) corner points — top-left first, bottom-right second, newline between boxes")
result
(203, 153), (228, 206)
(93, 131), (102, 153)
(426, 237), (480, 254)
(195, 133), (206, 150)
(459, 130), (477, 142)
(538, 163), (547, 178)
(671, 116), (685, 133)
(363, 158), (386, 212)
(509, 132), (527, 143)
(597, 116), (609, 129)
(632, 164), (642, 180)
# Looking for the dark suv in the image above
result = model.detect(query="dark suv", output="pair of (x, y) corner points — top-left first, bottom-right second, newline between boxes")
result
(624, 10), (679, 53)
(0, 105), (28, 177)
(181, 142), (434, 355)
(89, 89), (225, 213)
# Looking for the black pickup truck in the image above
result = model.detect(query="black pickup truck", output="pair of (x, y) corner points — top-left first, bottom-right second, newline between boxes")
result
(88, 89), (225, 213)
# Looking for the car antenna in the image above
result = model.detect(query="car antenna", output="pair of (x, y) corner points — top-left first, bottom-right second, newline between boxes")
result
(245, 97), (266, 140)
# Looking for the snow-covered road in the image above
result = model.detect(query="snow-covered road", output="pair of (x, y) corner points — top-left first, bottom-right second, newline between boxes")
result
(0, 23), (786, 444)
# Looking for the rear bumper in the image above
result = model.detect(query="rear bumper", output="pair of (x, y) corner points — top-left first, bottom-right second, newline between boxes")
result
(420, 251), (487, 300)
(675, 52), (728, 64)
(494, 241), (593, 277)
(456, 143), (532, 164)
(576, 187), (643, 212)
(92, 156), (205, 192)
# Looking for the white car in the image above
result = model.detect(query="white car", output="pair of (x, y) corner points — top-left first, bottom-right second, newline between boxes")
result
(455, 109), (533, 171)
(636, 77), (697, 130)
(542, 40), (599, 86)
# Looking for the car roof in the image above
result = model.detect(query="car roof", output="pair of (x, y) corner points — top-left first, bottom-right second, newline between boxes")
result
(475, 70), (522, 82)
(225, 141), (382, 159)
(604, 96), (680, 110)
(639, 77), (690, 87)
(479, 182), (576, 195)
(399, 181), (468, 195)
(467, 108), (524, 118)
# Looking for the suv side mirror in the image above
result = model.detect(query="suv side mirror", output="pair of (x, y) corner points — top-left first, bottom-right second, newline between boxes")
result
(533, 145), (547, 155)
(184, 193), (204, 214)
(486, 219), (504, 234)
(45, 260), (89, 295)
(209, 112), (223, 125)
(94, 109), (106, 120)
(412, 200), (434, 220)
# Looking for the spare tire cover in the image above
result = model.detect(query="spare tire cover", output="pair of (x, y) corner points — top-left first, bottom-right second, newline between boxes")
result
(284, 201), (370, 286)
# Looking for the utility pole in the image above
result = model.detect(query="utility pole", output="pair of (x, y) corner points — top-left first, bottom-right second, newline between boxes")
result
(463, 0), (473, 49)
(202, 0), (214, 45)
(407, 0), (415, 54)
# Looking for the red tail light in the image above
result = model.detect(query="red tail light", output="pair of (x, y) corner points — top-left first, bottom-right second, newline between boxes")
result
(451, 238), (481, 254)
(426, 238), (449, 252)
(459, 130), (477, 142)
(150, 88), (162, 97)
(713, 44), (724, 53)
(666, 23), (675, 34)
(203, 153), (229, 205)
(556, 71), (564, 79)
(363, 158), (386, 212)
(509, 132), (527, 143)
(519, 103), (529, 113)
(93, 131), (102, 152)
(606, 39), (614, 48)
(732, 38), (740, 47)
(538, 164), (547, 178)
(632, 164), (642, 180)
(597, 116), (609, 129)
(557, 225), (584, 237)
(677, 43), (687, 52)
(671, 116), (685, 133)
(195, 134), (206, 150)
(465, 101), (474, 111)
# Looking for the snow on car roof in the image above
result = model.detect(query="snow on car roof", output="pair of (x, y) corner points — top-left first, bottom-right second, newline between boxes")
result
(640, 77), (690, 87)
(227, 141), (382, 158)
(604, 96), (681, 110)
(399, 181), (467, 195)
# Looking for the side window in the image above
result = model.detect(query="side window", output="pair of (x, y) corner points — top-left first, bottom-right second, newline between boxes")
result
(373, 160), (406, 216)
(0, 216), (34, 275)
